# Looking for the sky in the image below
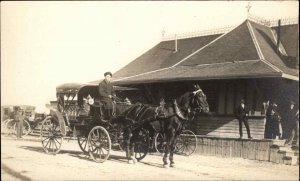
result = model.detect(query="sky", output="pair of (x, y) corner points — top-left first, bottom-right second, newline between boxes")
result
(1, 1), (298, 112)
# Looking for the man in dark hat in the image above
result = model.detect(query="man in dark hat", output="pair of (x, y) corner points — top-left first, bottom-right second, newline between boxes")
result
(285, 100), (299, 146)
(235, 99), (252, 139)
(99, 72), (116, 121)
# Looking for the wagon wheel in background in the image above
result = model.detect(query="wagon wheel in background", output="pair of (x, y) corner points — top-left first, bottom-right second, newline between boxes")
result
(15, 119), (31, 136)
(154, 132), (165, 154)
(87, 126), (111, 163)
(40, 116), (63, 155)
(7, 119), (31, 136)
(134, 128), (150, 161)
(175, 130), (197, 156)
(5, 119), (17, 135)
(1, 119), (12, 134)
(77, 136), (89, 154)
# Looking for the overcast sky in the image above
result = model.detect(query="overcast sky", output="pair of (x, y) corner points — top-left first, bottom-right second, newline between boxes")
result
(1, 1), (298, 112)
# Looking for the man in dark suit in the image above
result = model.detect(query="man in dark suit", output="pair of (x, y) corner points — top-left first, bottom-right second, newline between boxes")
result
(236, 99), (252, 139)
(285, 101), (299, 146)
(99, 72), (116, 121)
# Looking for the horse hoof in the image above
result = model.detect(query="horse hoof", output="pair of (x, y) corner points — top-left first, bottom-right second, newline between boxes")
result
(128, 160), (134, 164)
(170, 163), (175, 168)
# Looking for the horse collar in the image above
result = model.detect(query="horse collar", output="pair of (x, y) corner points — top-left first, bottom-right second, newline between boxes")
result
(173, 100), (188, 121)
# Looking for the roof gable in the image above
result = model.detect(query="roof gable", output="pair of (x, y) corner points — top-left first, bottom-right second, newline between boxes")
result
(249, 21), (298, 76)
(179, 21), (260, 66)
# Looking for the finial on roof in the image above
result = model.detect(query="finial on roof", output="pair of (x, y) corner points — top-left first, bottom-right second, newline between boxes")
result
(161, 28), (166, 38)
(246, 2), (252, 17)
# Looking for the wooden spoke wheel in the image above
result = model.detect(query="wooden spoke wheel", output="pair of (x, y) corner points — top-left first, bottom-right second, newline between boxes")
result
(87, 126), (111, 163)
(154, 132), (165, 154)
(134, 129), (150, 161)
(175, 130), (197, 156)
(1, 119), (12, 134)
(8, 119), (31, 136)
(40, 117), (63, 155)
(21, 120), (31, 136)
(110, 125), (124, 151)
(77, 136), (89, 154)
(6, 119), (17, 135)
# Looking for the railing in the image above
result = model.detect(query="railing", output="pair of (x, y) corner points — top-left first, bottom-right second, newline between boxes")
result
(162, 26), (234, 41)
(161, 14), (298, 41)
(248, 14), (298, 27)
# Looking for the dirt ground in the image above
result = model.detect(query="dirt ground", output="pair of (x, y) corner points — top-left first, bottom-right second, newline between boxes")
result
(1, 134), (299, 181)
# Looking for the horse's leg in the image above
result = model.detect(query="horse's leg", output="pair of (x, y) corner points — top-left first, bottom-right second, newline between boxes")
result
(162, 130), (170, 168)
(129, 140), (137, 164)
(124, 128), (133, 163)
(169, 131), (177, 168)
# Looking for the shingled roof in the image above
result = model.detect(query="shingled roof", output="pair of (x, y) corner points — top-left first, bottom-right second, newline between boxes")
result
(112, 34), (222, 79)
(113, 60), (281, 85)
(271, 24), (298, 58)
(90, 18), (298, 85)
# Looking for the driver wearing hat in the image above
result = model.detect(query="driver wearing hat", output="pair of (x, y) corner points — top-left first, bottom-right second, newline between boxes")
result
(99, 71), (116, 121)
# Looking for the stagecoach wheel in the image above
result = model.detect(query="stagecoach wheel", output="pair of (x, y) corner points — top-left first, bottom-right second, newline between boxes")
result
(175, 130), (197, 156)
(77, 136), (89, 154)
(154, 132), (165, 154)
(134, 129), (150, 161)
(40, 117), (63, 155)
(87, 126), (111, 163)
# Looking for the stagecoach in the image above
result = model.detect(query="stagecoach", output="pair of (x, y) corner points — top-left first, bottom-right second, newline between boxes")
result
(40, 83), (150, 163)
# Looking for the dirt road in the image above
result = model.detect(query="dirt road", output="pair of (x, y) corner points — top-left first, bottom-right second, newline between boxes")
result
(1, 135), (299, 180)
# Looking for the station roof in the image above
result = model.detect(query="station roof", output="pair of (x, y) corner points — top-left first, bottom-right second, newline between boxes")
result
(90, 18), (298, 85)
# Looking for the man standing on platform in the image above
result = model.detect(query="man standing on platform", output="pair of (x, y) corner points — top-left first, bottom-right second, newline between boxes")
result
(98, 71), (116, 121)
(285, 101), (299, 146)
(235, 99), (252, 139)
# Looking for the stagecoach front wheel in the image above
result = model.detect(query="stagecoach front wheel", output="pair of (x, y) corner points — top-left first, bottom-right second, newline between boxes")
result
(40, 117), (63, 155)
(77, 136), (88, 154)
(175, 130), (197, 156)
(87, 126), (111, 163)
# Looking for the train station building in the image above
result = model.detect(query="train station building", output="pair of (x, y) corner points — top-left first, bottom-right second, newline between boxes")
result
(91, 15), (298, 140)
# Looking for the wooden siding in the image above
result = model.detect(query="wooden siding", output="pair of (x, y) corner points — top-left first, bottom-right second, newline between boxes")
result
(191, 115), (266, 139)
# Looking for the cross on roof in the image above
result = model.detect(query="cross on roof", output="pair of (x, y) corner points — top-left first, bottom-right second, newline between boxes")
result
(246, 2), (252, 14)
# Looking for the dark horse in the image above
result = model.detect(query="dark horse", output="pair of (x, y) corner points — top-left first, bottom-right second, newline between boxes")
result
(113, 85), (209, 167)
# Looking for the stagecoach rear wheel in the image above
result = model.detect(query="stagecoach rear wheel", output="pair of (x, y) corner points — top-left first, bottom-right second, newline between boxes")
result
(154, 132), (164, 154)
(87, 126), (111, 163)
(77, 136), (89, 153)
(40, 116), (63, 155)
(175, 130), (197, 156)
(134, 129), (150, 161)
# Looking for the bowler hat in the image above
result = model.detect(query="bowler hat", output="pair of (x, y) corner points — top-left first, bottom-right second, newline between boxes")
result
(104, 72), (112, 77)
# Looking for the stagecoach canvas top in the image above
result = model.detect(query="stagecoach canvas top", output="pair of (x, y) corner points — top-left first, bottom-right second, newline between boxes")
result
(90, 19), (298, 85)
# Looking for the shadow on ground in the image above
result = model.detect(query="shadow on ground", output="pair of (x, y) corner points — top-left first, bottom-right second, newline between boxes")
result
(1, 163), (32, 181)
